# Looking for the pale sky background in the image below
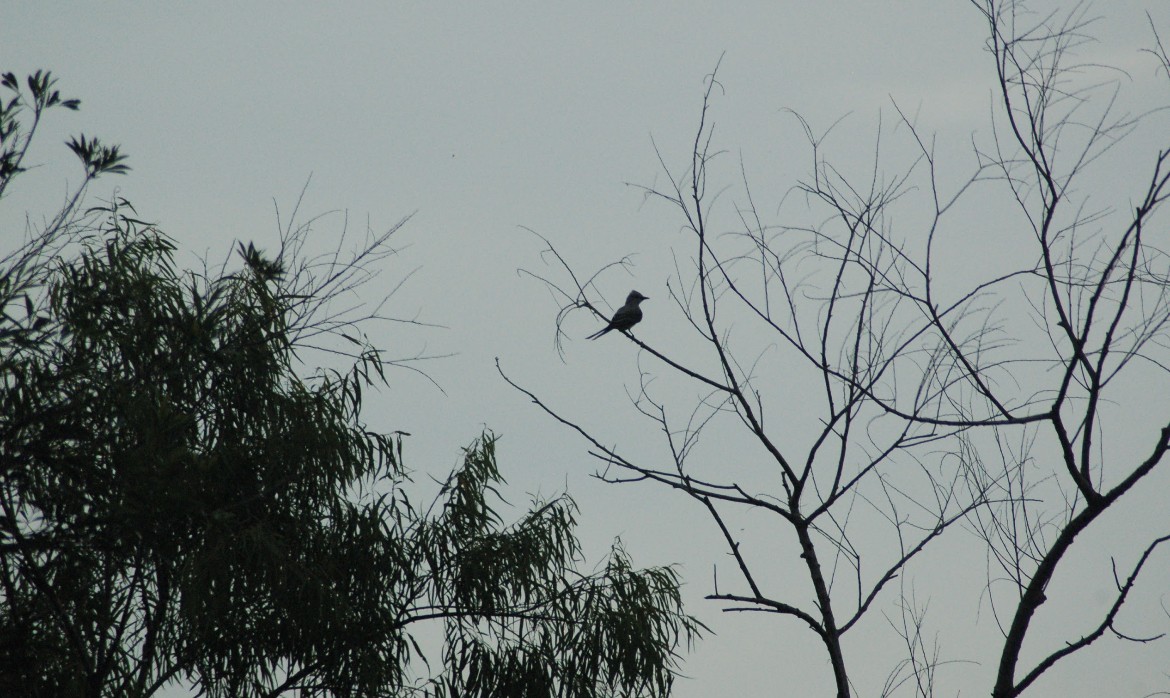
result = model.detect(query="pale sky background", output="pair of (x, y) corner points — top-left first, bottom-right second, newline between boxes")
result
(5, 2), (1170, 696)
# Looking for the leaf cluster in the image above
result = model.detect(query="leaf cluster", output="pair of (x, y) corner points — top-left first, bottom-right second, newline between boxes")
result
(1, 70), (125, 201)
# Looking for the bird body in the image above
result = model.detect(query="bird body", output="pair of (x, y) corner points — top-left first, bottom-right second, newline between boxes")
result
(588, 290), (648, 339)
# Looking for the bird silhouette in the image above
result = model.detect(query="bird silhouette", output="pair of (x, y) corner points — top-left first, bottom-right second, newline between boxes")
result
(588, 290), (649, 339)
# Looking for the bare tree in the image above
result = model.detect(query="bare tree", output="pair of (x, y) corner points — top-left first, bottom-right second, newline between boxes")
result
(503, 2), (1170, 696)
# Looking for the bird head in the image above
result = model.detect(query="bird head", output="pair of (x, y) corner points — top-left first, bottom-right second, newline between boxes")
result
(626, 290), (648, 305)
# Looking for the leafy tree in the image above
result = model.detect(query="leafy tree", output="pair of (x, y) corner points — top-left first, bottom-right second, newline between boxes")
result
(0, 72), (702, 698)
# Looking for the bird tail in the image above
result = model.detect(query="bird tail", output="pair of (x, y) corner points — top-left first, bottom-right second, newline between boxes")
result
(586, 327), (611, 340)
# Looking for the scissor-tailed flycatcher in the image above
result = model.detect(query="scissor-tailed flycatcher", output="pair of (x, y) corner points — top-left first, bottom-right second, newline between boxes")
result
(588, 290), (649, 339)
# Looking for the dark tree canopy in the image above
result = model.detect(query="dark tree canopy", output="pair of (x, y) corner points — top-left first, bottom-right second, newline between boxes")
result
(0, 71), (701, 698)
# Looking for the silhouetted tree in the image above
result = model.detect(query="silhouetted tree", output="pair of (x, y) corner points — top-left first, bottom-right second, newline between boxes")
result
(508, 3), (1170, 696)
(0, 71), (702, 698)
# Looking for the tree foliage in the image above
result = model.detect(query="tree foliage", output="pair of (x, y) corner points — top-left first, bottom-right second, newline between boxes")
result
(0, 71), (702, 698)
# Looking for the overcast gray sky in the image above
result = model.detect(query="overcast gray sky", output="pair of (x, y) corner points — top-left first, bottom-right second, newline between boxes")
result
(6, 2), (1170, 695)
